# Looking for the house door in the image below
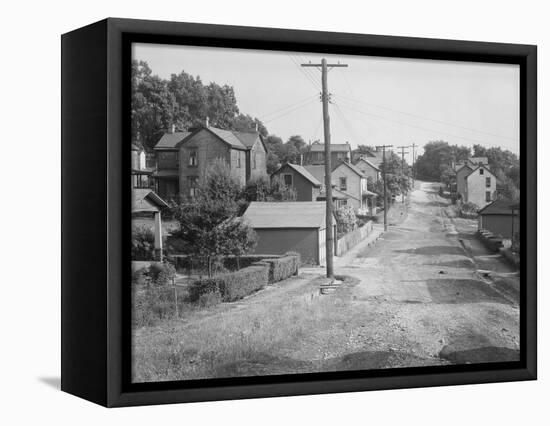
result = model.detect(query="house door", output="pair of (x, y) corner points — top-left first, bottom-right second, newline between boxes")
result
(318, 228), (326, 266)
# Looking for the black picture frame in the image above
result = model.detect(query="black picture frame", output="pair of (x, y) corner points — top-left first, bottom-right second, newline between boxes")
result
(61, 17), (537, 407)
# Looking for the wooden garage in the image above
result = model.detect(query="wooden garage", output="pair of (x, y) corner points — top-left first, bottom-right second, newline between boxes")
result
(242, 201), (337, 265)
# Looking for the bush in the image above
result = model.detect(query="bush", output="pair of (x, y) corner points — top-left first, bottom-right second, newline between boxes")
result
(189, 263), (269, 303)
(131, 226), (155, 260)
(256, 252), (300, 283)
(223, 254), (282, 271)
(335, 205), (357, 237)
(148, 262), (176, 286)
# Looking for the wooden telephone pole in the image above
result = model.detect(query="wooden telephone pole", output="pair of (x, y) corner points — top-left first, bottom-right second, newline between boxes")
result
(397, 145), (410, 203)
(376, 145), (393, 231)
(411, 143), (417, 188)
(302, 59), (348, 279)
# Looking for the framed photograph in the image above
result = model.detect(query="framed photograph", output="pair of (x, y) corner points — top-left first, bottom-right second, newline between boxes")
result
(61, 18), (536, 407)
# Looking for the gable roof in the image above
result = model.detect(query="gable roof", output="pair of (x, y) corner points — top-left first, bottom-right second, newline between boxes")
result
(309, 143), (351, 153)
(154, 132), (190, 150)
(478, 199), (519, 215)
(316, 188), (349, 201)
(469, 157), (489, 165)
(132, 189), (169, 213)
(273, 163), (321, 187)
(353, 157), (380, 171)
(205, 127), (247, 150)
(466, 164), (495, 179)
(333, 160), (367, 178)
(303, 164), (326, 184)
(455, 163), (474, 173)
(243, 202), (332, 229)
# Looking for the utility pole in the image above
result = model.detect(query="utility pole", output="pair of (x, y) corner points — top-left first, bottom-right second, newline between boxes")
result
(302, 59), (348, 279)
(411, 143), (417, 188)
(397, 145), (410, 203)
(376, 145), (393, 231)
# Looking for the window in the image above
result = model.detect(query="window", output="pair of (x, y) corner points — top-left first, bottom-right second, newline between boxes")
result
(486, 191), (491, 202)
(283, 174), (293, 187)
(339, 177), (347, 191)
(486, 177), (491, 187)
(479, 168), (484, 175)
(188, 150), (198, 167)
(340, 200), (348, 207)
(188, 176), (199, 197)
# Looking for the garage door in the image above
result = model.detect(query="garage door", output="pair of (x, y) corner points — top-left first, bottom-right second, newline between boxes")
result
(318, 228), (326, 266)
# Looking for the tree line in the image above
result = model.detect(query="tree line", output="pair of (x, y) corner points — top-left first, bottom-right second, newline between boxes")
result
(415, 141), (520, 200)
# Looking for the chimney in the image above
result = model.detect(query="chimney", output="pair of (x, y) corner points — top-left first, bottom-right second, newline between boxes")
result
(171, 124), (176, 134)
(205, 116), (210, 128)
(299, 154), (303, 166)
(255, 122), (258, 132)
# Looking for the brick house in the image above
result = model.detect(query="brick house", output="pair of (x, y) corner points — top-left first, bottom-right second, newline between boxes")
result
(304, 142), (352, 165)
(153, 125), (267, 200)
(271, 163), (322, 201)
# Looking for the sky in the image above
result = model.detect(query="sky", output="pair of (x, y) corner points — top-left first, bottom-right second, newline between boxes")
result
(133, 43), (520, 163)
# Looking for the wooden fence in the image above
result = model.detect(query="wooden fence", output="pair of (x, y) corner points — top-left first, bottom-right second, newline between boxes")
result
(336, 221), (373, 256)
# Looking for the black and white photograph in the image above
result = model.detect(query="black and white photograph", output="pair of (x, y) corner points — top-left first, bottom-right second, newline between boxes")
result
(130, 42), (521, 383)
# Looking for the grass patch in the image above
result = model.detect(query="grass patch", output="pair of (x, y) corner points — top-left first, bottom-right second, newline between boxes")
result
(132, 275), (357, 382)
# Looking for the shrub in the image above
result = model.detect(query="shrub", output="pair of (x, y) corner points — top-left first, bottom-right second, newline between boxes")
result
(335, 205), (357, 237)
(189, 263), (269, 303)
(131, 226), (155, 260)
(257, 253), (300, 283)
(148, 262), (176, 286)
(223, 254), (282, 271)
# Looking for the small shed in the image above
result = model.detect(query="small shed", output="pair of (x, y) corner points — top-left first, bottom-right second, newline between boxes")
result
(478, 199), (519, 239)
(132, 189), (169, 259)
(242, 201), (337, 265)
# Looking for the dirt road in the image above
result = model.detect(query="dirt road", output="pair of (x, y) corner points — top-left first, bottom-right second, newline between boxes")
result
(325, 181), (520, 366)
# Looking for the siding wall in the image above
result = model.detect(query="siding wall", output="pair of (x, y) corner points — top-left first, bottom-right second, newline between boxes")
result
(456, 166), (472, 200)
(178, 129), (246, 197)
(466, 168), (496, 208)
(253, 228), (320, 264)
(479, 214), (520, 239)
(247, 139), (268, 181)
(331, 165), (363, 210)
(272, 164), (317, 201)
(355, 160), (379, 182)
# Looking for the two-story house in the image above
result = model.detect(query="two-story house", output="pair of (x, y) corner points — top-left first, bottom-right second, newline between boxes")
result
(153, 130), (190, 200)
(304, 142), (352, 165)
(353, 157), (380, 185)
(463, 165), (497, 208)
(153, 123), (268, 201)
(331, 161), (376, 215)
(271, 163), (322, 201)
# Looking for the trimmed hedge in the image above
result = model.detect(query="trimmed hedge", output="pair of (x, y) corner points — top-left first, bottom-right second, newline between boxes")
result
(254, 252), (300, 283)
(223, 254), (282, 271)
(188, 263), (269, 303)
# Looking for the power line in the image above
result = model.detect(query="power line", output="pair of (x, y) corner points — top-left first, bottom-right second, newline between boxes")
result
(336, 99), (508, 147)
(288, 55), (321, 92)
(262, 97), (318, 124)
(334, 93), (518, 143)
(258, 94), (318, 120)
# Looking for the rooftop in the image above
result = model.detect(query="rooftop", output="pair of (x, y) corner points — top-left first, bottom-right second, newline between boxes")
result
(243, 202), (330, 229)
(478, 199), (519, 215)
(309, 143), (351, 153)
(154, 131), (190, 150)
(132, 189), (169, 213)
(274, 163), (321, 187)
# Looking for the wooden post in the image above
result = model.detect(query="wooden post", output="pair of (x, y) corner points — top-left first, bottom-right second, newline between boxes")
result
(153, 211), (163, 260)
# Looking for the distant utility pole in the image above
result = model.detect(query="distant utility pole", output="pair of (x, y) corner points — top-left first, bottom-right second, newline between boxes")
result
(411, 143), (417, 188)
(302, 59), (348, 279)
(397, 145), (410, 203)
(376, 145), (393, 231)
